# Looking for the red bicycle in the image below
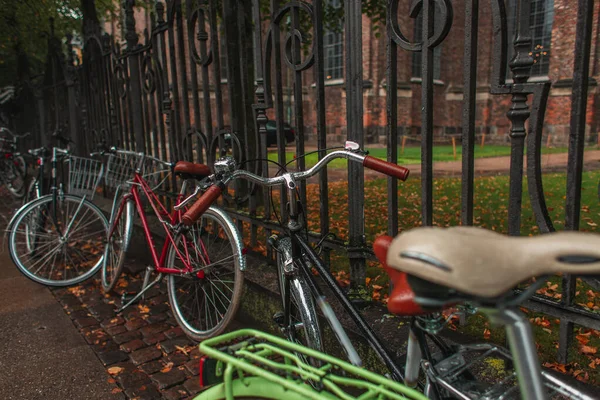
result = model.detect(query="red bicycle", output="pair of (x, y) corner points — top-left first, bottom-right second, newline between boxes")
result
(101, 148), (245, 341)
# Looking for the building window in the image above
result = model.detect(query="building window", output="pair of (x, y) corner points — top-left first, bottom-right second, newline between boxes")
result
(507, 0), (554, 77)
(323, 0), (343, 80)
(411, 8), (442, 80)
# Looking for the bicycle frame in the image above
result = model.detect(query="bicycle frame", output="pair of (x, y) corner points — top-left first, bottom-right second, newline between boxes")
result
(108, 172), (203, 277)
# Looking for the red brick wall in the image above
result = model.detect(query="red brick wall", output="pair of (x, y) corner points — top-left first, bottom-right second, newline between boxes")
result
(102, 1), (600, 147)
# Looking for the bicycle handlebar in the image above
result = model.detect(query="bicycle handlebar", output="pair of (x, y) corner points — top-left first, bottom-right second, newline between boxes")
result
(0, 127), (30, 140)
(108, 146), (173, 168)
(28, 146), (68, 158)
(232, 151), (408, 188)
(180, 149), (409, 226)
(181, 184), (223, 226)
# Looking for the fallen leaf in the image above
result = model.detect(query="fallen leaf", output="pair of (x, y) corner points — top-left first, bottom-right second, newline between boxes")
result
(175, 345), (190, 355)
(111, 388), (123, 394)
(543, 362), (567, 373)
(576, 334), (590, 345)
(138, 304), (150, 314)
(160, 362), (174, 373)
(581, 345), (597, 355)
(107, 366), (124, 375)
(483, 328), (491, 339)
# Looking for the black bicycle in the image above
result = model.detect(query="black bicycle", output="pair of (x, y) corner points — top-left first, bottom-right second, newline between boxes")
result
(6, 135), (108, 286)
(176, 143), (409, 368)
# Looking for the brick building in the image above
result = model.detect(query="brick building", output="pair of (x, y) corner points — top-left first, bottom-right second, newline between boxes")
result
(307, 0), (600, 146)
(103, 0), (600, 147)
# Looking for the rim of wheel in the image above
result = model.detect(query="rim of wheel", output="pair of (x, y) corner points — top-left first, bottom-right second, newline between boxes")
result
(9, 195), (108, 286)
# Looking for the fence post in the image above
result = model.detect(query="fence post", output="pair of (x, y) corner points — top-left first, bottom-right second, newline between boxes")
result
(36, 93), (47, 147)
(123, 0), (145, 153)
(65, 34), (81, 155)
(345, 0), (366, 290)
(561, 0), (595, 365)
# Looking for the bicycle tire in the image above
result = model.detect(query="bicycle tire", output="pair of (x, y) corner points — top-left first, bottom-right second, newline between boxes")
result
(8, 194), (109, 286)
(167, 206), (244, 341)
(276, 237), (324, 356)
(14, 155), (26, 179)
(5, 159), (25, 198)
(23, 178), (42, 253)
(101, 194), (134, 292)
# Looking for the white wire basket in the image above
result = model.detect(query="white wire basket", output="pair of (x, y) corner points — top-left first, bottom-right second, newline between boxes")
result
(105, 151), (173, 194)
(66, 156), (105, 200)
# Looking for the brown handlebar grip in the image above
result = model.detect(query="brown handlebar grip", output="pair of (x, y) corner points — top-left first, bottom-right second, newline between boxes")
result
(182, 184), (223, 226)
(363, 156), (410, 181)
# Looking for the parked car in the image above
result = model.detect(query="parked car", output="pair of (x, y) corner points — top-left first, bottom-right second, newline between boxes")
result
(265, 120), (295, 147)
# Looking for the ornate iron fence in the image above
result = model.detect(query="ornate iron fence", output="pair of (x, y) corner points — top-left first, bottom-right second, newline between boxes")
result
(33, 0), (600, 364)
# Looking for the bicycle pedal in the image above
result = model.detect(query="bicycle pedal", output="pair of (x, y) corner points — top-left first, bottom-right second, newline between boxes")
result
(272, 311), (285, 327)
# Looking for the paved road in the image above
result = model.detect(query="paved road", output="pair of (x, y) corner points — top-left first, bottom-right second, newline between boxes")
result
(274, 149), (600, 181)
(0, 198), (120, 399)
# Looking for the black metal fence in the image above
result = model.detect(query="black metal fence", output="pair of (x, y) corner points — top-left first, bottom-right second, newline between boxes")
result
(23, 0), (600, 363)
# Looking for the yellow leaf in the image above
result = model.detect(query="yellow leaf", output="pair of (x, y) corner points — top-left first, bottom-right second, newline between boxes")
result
(138, 304), (150, 314)
(160, 362), (174, 373)
(175, 345), (190, 355)
(107, 366), (124, 375)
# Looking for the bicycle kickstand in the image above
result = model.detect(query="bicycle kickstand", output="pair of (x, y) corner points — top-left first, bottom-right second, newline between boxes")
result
(117, 267), (163, 313)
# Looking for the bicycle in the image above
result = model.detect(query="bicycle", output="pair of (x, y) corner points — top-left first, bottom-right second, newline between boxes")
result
(6, 143), (109, 286)
(179, 143), (596, 399)
(0, 127), (28, 198)
(100, 148), (245, 341)
(193, 328), (427, 400)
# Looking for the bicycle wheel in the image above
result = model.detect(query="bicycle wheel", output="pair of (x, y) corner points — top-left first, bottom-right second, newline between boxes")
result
(276, 237), (324, 356)
(23, 178), (42, 253)
(101, 194), (134, 292)
(14, 155), (26, 179)
(167, 207), (244, 341)
(4, 159), (25, 198)
(8, 194), (109, 286)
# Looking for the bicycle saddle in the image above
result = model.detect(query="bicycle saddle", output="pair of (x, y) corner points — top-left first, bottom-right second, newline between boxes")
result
(379, 226), (600, 299)
(174, 161), (211, 179)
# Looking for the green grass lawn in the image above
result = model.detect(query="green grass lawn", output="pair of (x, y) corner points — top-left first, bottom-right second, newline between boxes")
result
(268, 144), (576, 168)
(301, 170), (600, 242)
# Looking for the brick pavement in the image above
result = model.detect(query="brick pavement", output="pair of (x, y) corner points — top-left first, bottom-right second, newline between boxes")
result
(50, 274), (204, 400)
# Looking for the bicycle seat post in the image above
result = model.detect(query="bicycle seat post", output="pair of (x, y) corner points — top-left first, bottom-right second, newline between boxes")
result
(481, 307), (546, 400)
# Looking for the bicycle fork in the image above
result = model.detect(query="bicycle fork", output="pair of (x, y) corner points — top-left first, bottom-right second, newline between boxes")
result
(269, 234), (362, 367)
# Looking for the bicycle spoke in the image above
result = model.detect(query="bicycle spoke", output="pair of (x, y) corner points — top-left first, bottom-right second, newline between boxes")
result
(29, 244), (64, 274)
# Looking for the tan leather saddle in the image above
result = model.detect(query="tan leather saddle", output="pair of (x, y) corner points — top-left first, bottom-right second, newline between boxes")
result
(378, 226), (600, 299)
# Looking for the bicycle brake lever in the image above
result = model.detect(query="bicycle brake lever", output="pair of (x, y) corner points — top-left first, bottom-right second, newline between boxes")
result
(174, 185), (202, 211)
